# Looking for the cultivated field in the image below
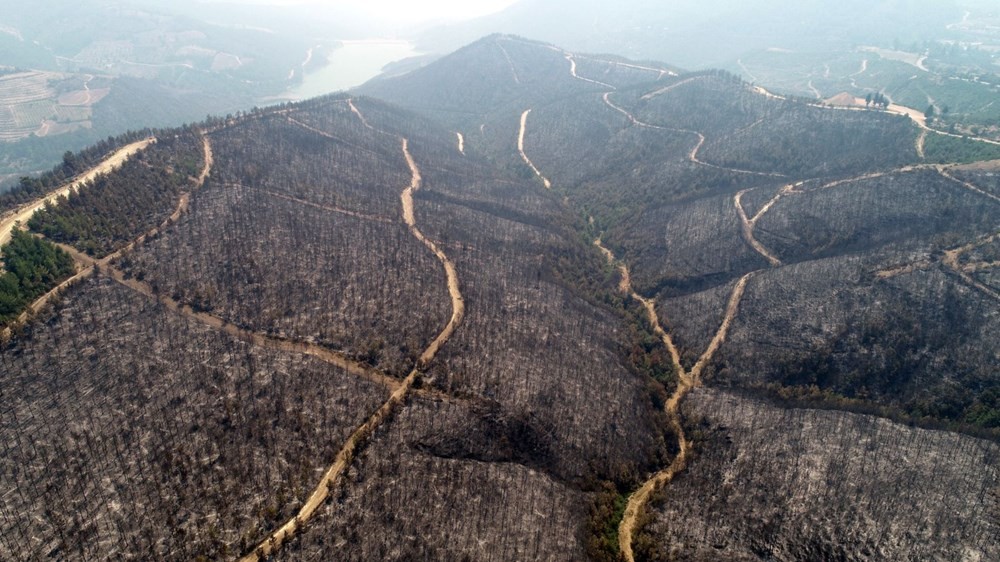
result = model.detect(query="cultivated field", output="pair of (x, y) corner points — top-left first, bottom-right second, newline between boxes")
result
(0, 71), (101, 142)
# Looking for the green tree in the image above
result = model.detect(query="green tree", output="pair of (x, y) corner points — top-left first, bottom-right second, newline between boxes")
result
(0, 229), (76, 324)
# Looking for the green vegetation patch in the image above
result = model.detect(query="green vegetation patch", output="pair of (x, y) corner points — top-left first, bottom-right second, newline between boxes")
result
(0, 129), (153, 208)
(748, 382), (1000, 441)
(28, 132), (202, 258)
(586, 482), (629, 562)
(924, 132), (1000, 164)
(0, 229), (75, 324)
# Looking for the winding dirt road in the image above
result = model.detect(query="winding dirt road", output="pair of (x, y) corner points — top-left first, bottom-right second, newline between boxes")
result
(734, 189), (784, 267)
(791, 86), (1000, 149)
(876, 228), (1000, 299)
(108, 134), (213, 261)
(566, 54), (615, 89)
(86, 258), (405, 392)
(959, 260), (1000, 273)
(517, 109), (552, 189)
(497, 42), (521, 85)
(573, 55), (675, 79)
(347, 99), (373, 130)
(594, 239), (754, 562)
(286, 113), (386, 158)
(603, 93), (667, 131)
(225, 183), (393, 224)
(399, 137), (466, 365)
(238, 371), (418, 562)
(735, 164), (954, 267)
(941, 231), (1000, 302)
(501, 35), (674, 82)
(876, 260), (935, 280)
(741, 159), (1000, 302)
(807, 80), (822, 100)
(939, 168), (1000, 205)
(640, 77), (700, 101)
(732, 179), (815, 266)
(241, 108), (465, 562)
(602, 92), (784, 178)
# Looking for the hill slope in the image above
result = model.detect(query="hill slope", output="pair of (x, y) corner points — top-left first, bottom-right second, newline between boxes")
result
(0, 35), (998, 561)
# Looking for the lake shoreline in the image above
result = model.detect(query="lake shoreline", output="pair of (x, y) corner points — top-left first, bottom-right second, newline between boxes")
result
(279, 40), (421, 101)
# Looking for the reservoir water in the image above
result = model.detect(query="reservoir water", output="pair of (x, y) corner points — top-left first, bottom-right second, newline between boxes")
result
(286, 40), (419, 100)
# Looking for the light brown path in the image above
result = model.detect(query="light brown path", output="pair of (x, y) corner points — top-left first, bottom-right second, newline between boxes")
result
(941, 231), (1000, 302)
(285, 114), (384, 158)
(939, 168), (1000, 205)
(347, 99), (373, 130)
(224, 183), (393, 224)
(596, 240), (683, 370)
(603, 92), (785, 178)
(916, 129), (927, 159)
(741, 164), (950, 263)
(952, 159), (1000, 172)
(740, 82), (1000, 155)
(807, 80), (821, 100)
(0, 138), (155, 250)
(65, 131), (462, 405)
(517, 109), (552, 189)
(399, 136), (466, 365)
(238, 370), (415, 562)
(801, 165), (942, 194)
(600, 74), (1000, 560)
(734, 189), (783, 267)
(96, 264), (405, 392)
(241, 111), (465, 562)
(566, 54), (615, 89)
(603, 92), (668, 131)
(960, 260), (1000, 273)
(818, 167), (1000, 299)
(106, 133), (212, 261)
(735, 163), (961, 268)
(787, 87), (1000, 148)
(7, 259), (96, 332)
(496, 41), (521, 85)
(46, 130), (454, 402)
(641, 77), (700, 101)
(500, 35), (675, 80)
(573, 54), (675, 79)
(733, 179), (812, 267)
(594, 239), (755, 562)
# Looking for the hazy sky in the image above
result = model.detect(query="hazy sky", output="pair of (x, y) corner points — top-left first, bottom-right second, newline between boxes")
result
(246, 0), (518, 24)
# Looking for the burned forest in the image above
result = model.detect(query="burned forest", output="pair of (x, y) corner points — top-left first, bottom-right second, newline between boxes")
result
(1, 33), (998, 561)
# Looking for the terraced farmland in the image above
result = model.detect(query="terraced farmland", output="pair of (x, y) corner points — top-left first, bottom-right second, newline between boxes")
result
(0, 71), (98, 142)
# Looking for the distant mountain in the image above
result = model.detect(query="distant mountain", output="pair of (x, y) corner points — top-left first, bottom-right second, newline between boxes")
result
(417, 0), (962, 68)
(412, 0), (1000, 145)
